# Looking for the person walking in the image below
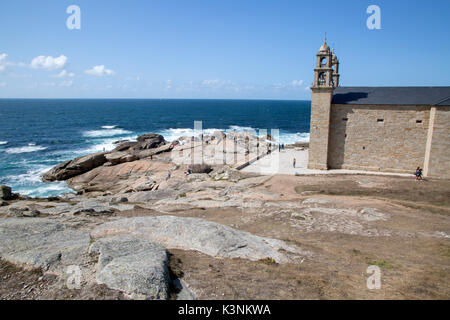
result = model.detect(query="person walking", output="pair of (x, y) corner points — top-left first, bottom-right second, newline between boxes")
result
(293, 158), (296, 168)
(415, 167), (423, 181)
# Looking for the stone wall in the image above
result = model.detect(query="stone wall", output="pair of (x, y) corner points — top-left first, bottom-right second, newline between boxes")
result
(308, 88), (333, 170)
(424, 106), (450, 178)
(327, 104), (431, 174)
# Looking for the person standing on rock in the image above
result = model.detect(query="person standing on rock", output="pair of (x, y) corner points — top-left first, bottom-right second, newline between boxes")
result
(167, 170), (171, 180)
(293, 158), (296, 168)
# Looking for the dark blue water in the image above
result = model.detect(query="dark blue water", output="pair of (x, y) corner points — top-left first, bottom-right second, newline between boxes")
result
(0, 99), (311, 197)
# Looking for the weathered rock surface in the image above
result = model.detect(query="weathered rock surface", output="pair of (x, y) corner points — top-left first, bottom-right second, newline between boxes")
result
(134, 133), (165, 149)
(38, 200), (115, 216)
(91, 216), (305, 263)
(113, 141), (138, 152)
(42, 131), (271, 196)
(264, 197), (393, 237)
(7, 206), (40, 217)
(43, 133), (172, 183)
(134, 142), (175, 159)
(67, 159), (174, 194)
(43, 152), (107, 181)
(0, 185), (13, 200)
(69, 200), (115, 216)
(89, 235), (170, 300)
(0, 202), (41, 217)
(131, 178), (157, 192)
(126, 189), (179, 203)
(105, 152), (138, 166)
(189, 164), (212, 174)
(0, 218), (90, 271)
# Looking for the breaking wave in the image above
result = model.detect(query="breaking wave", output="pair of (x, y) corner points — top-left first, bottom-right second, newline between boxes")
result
(82, 127), (132, 138)
(158, 125), (309, 145)
(4, 145), (47, 154)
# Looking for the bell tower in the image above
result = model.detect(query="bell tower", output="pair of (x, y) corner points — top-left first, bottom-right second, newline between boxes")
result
(332, 49), (340, 87)
(308, 38), (338, 170)
(312, 38), (334, 89)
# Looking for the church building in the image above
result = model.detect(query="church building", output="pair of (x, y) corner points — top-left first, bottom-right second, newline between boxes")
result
(308, 39), (450, 179)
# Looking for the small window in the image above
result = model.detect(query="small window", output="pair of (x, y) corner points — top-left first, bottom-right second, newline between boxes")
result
(342, 118), (348, 122)
(416, 120), (422, 124)
(377, 119), (384, 123)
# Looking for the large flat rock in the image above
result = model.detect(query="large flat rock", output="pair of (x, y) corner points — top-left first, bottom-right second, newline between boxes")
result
(0, 218), (90, 271)
(89, 235), (170, 300)
(92, 216), (305, 263)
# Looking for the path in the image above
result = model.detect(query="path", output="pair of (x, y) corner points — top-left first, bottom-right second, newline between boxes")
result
(241, 148), (413, 177)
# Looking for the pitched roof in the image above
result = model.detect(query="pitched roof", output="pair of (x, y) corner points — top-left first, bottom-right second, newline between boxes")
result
(332, 87), (450, 106)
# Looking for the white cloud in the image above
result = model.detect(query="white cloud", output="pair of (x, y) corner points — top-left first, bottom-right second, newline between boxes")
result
(0, 82), (7, 87)
(84, 65), (115, 76)
(30, 55), (67, 70)
(0, 53), (19, 71)
(52, 70), (74, 78)
(0, 53), (27, 72)
(291, 80), (304, 87)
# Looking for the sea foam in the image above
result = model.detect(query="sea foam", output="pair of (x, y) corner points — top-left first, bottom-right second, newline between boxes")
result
(82, 128), (132, 138)
(0, 141), (7, 145)
(4, 145), (47, 154)
(158, 126), (309, 145)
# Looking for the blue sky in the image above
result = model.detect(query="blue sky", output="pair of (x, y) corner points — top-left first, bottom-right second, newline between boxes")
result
(0, 0), (449, 99)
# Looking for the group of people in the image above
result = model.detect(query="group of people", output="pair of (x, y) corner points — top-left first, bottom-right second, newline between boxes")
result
(166, 168), (193, 180)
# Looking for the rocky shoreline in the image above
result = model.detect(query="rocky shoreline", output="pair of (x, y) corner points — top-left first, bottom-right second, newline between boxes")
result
(1, 131), (449, 300)
(0, 131), (296, 299)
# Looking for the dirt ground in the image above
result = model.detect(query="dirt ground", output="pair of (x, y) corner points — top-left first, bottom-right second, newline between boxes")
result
(0, 259), (125, 300)
(168, 175), (450, 300)
(1, 174), (449, 300)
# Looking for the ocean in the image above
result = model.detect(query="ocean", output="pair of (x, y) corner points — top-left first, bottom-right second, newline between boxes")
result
(0, 99), (311, 197)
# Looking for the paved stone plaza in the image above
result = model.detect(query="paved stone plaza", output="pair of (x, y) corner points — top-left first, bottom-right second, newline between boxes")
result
(242, 148), (413, 177)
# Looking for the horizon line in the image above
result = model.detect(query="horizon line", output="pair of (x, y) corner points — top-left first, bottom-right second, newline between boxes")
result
(0, 97), (312, 102)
